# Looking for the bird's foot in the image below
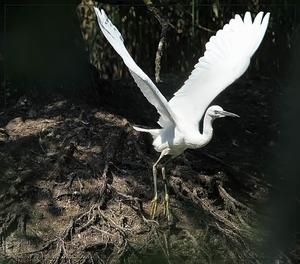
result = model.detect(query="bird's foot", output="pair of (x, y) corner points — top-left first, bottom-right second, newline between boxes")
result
(163, 193), (170, 221)
(150, 195), (158, 219)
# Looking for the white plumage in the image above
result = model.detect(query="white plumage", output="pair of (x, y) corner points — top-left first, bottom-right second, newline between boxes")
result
(94, 8), (270, 220)
(167, 12), (269, 125)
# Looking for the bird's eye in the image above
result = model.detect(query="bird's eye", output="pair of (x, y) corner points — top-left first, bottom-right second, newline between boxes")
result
(214, 110), (219, 114)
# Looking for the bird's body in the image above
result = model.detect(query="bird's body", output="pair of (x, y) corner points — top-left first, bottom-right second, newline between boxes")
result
(134, 105), (232, 156)
(94, 8), (270, 220)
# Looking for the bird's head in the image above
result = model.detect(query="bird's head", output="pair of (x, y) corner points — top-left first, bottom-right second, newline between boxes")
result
(207, 105), (239, 120)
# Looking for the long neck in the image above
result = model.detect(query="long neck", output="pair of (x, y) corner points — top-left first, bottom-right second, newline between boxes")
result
(182, 112), (215, 150)
(186, 111), (215, 150)
(202, 112), (214, 140)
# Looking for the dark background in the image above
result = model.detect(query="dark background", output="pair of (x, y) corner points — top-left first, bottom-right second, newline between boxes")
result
(1, 0), (296, 100)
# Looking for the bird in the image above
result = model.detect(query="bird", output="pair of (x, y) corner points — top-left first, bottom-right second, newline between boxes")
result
(94, 7), (270, 220)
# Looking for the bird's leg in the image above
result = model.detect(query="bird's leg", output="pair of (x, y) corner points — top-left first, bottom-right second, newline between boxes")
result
(150, 153), (164, 219)
(162, 157), (173, 221)
(150, 163), (158, 219)
(162, 166), (170, 220)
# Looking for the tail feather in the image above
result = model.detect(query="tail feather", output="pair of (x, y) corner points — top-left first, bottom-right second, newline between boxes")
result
(133, 126), (160, 139)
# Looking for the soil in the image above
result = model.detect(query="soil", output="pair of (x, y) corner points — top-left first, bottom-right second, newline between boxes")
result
(0, 75), (298, 263)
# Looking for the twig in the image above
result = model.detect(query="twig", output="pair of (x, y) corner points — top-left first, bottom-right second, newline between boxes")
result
(143, 0), (175, 83)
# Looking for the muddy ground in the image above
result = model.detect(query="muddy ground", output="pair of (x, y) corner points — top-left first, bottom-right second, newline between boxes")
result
(0, 75), (299, 263)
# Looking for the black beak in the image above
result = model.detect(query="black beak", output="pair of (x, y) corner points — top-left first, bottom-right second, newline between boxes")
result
(221, 110), (239, 118)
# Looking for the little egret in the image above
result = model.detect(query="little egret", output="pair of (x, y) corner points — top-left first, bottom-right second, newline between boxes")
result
(94, 8), (270, 220)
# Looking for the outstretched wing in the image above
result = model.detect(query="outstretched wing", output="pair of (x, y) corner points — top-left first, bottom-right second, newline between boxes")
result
(165, 12), (270, 126)
(94, 8), (176, 127)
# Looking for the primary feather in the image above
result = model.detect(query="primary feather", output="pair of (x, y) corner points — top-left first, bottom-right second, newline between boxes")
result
(166, 11), (270, 126)
(94, 8), (177, 127)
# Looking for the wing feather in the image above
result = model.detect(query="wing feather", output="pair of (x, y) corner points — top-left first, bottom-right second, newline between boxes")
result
(94, 8), (176, 126)
(165, 12), (270, 126)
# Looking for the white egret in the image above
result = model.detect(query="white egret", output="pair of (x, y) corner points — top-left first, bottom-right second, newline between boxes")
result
(94, 8), (270, 220)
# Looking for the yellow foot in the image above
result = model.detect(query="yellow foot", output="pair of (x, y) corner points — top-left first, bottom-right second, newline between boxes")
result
(150, 195), (158, 219)
(163, 193), (170, 221)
